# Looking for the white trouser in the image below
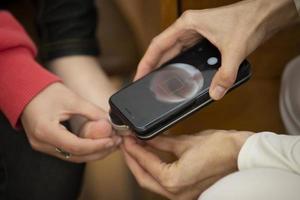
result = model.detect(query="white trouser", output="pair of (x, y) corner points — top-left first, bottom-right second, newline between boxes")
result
(199, 168), (300, 200)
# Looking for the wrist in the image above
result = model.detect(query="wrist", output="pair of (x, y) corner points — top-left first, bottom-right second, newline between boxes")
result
(254, 0), (299, 38)
(47, 55), (115, 110)
(46, 55), (115, 133)
(230, 131), (254, 167)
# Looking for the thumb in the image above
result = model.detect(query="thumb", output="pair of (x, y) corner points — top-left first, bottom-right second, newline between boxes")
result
(209, 51), (243, 100)
(79, 119), (113, 139)
(69, 97), (103, 121)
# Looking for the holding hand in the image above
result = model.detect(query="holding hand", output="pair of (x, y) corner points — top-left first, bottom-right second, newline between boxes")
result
(135, 0), (298, 100)
(21, 83), (121, 163)
(122, 130), (253, 200)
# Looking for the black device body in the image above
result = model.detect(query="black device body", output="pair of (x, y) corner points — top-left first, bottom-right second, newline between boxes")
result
(109, 39), (251, 139)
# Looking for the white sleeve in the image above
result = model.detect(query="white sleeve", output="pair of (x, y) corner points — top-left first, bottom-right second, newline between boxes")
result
(238, 132), (300, 174)
(294, 0), (300, 15)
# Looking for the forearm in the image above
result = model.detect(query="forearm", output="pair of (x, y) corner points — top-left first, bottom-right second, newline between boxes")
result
(47, 56), (115, 111)
(255, 0), (299, 37)
(229, 0), (300, 174)
(238, 132), (300, 174)
(0, 11), (59, 128)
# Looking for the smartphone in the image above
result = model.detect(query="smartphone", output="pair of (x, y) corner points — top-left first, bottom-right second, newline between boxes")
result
(109, 39), (251, 139)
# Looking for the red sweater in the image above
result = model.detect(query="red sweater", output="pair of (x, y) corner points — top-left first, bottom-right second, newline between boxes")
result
(0, 11), (60, 128)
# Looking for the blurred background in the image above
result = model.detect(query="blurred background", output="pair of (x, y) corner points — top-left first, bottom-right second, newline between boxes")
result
(7, 0), (300, 199)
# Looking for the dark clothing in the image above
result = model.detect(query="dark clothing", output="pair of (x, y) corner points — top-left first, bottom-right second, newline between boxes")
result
(35, 0), (99, 61)
(0, 0), (99, 199)
(0, 113), (84, 200)
(0, 0), (99, 61)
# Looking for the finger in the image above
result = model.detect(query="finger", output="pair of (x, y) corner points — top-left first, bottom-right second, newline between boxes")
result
(196, 129), (217, 136)
(111, 134), (123, 146)
(147, 136), (187, 156)
(121, 146), (173, 199)
(40, 123), (119, 156)
(67, 96), (104, 121)
(123, 136), (167, 181)
(115, 130), (133, 136)
(60, 146), (118, 163)
(209, 50), (243, 100)
(134, 42), (182, 81)
(134, 20), (188, 81)
(79, 119), (113, 139)
(156, 42), (183, 67)
(30, 139), (118, 163)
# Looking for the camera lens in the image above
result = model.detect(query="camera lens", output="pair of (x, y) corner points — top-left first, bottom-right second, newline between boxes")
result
(207, 57), (218, 65)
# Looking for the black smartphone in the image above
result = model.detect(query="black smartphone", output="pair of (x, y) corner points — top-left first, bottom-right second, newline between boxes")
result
(109, 39), (251, 139)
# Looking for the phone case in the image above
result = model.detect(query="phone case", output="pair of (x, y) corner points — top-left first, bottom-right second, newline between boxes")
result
(109, 40), (251, 139)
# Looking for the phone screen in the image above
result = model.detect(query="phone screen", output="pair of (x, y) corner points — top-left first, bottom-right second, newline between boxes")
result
(110, 61), (218, 130)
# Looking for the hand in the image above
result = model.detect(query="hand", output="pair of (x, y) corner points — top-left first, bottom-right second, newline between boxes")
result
(135, 0), (299, 100)
(21, 82), (121, 163)
(122, 130), (253, 200)
(47, 55), (117, 135)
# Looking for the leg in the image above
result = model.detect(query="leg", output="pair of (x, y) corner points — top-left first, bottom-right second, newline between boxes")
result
(79, 151), (137, 200)
(0, 113), (84, 200)
(199, 168), (300, 200)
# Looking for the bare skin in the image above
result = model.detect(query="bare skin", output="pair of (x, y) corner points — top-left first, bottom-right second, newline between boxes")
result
(123, 0), (299, 199)
(135, 0), (299, 100)
(123, 130), (253, 200)
(21, 56), (122, 163)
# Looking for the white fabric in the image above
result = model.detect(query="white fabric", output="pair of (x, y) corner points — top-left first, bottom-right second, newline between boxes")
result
(199, 168), (300, 200)
(238, 132), (300, 174)
(294, 0), (300, 15)
(280, 55), (300, 134)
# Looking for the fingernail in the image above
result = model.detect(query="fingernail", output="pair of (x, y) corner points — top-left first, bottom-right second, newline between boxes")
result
(105, 141), (114, 148)
(212, 85), (226, 100)
(116, 137), (122, 145)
